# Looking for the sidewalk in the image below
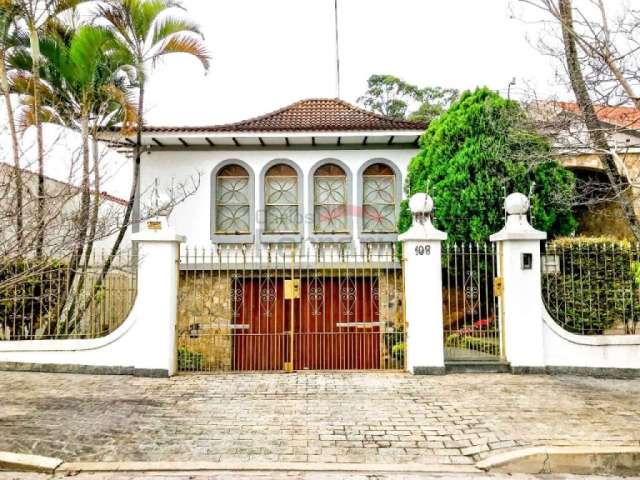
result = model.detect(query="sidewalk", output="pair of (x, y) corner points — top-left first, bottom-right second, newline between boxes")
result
(0, 371), (639, 466)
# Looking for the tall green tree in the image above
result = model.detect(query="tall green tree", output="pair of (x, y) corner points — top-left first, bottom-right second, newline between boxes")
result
(400, 87), (577, 242)
(358, 74), (458, 123)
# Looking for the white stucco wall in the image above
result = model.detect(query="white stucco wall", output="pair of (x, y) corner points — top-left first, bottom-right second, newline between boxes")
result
(542, 308), (640, 370)
(140, 148), (418, 247)
(0, 227), (182, 377)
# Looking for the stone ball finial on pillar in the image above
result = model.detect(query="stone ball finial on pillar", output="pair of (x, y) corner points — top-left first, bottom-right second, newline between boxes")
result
(409, 193), (434, 224)
(490, 192), (546, 240)
(505, 192), (530, 216)
(400, 193), (446, 242)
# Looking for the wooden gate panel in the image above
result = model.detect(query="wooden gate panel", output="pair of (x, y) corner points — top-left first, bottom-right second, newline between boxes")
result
(232, 277), (287, 371)
(296, 277), (380, 370)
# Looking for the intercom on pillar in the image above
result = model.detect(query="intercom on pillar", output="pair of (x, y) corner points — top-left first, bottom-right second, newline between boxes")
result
(521, 252), (533, 270)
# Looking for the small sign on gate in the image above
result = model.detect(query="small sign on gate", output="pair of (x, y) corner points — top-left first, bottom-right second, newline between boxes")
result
(493, 277), (504, 296)
(284, 279), (301, 299)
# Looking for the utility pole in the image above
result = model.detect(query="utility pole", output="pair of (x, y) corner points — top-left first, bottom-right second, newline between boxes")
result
(334, 0), (341, 99)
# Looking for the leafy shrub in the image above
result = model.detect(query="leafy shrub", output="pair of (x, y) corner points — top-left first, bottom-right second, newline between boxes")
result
(542, 237), (640, 334)
(445, 332), (499, 354)
(391, 341), (405, 361)
(178, 347), (203, 371)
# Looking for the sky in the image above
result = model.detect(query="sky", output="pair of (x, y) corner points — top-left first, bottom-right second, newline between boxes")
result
(2, 0), (614, 197)
(143, 0), (569, 126)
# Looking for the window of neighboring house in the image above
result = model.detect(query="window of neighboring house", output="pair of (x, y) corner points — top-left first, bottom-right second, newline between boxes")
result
(313, 164), (348, 234)
(215, 164), (251, 234)
(362, 163), (397, 233)
(264, 164), (300, 234)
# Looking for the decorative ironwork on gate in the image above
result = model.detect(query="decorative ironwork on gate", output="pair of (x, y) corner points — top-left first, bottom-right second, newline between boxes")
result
(178, 244), (405, 372)
(442, 243), (502, 361)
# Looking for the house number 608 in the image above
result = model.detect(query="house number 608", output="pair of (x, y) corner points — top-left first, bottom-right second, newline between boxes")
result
(415, 245), (431, 256)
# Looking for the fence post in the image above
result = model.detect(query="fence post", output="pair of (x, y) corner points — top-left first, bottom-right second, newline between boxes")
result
(490, 193), (547, 372)
(131, 215), (185, 376)
(399, 193), (447, 374)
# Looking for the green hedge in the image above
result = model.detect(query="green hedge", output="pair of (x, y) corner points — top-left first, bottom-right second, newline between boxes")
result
(542, 238), (640, 335)
(0, 259), (68, 339)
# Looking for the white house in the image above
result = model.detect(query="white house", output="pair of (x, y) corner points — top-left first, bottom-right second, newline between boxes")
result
(124, 98), (426, 248)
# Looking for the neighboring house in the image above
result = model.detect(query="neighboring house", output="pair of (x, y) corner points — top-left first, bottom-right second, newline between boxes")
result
(110, 98), (426, 249)
(540, 102), (640, 239)
(0, 162), (131, 257)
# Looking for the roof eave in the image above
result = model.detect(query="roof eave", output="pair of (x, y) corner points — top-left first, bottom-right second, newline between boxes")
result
(138, 129), (425, 139)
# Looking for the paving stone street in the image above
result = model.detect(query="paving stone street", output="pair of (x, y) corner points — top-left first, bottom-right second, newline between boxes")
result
(0, 474), (638, 480)
(0, 371), (639, 466)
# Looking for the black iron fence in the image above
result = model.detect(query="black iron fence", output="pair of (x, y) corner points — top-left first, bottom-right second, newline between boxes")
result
(442, 242), (502, 361)
(0, 250), (137, 340)
(541, 238), (640, 335)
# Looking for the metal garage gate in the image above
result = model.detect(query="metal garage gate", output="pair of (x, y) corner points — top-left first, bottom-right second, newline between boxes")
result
(177, 245), (405, 372)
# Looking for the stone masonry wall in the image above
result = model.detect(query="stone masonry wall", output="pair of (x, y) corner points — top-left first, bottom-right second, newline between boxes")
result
(178, 271), (232, 371)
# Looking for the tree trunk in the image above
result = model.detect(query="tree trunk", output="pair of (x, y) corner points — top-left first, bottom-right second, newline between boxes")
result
(29, 25), (45, 258)
(85, 135), (101, 262)
(55, 110), (92, 335)
(74, 73), (145, 321)
(558, 0), (640, 240)
(0, 56), (24, 250)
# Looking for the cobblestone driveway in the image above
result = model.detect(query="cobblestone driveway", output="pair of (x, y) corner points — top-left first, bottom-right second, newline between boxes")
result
(0, 371), (639, 466)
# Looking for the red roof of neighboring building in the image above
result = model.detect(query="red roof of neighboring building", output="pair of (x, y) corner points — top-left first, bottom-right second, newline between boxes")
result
(555, 101), (640, 129)
(0, 162), (128, 206)
(139, 98), (428, 134)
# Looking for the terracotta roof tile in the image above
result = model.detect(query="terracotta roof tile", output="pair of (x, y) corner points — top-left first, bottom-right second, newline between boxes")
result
(141, 98), (428, 134)
(556, 101), (640, 129)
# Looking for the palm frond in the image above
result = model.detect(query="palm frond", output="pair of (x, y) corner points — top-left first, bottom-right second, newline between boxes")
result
(95, 4), (135, 49)
(15, 100), (64, 133)
(149, 15), (201, 45)
(127, 0), (183, 41)
(151, 33), (210, 70)
(68, 25), (114, 84)
(101, 83), (137, 133)
(51, 0), (99, 17)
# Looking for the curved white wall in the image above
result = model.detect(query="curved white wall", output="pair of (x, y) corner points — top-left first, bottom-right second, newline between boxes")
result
(542, 308), (640, 370)
(0, 231), (182, 377)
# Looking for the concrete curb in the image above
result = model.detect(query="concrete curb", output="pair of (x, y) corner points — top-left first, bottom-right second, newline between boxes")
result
(476, 446), (640, 475)
(0, 452), (63, 473)
(57, 461), (480, 474)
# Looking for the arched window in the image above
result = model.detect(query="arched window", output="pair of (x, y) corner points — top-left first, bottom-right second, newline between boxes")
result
(313, 163), (347, 234)
(214, 164), (251, 234)
(264, 164), (300, 233)
(362, 163), (397, 233)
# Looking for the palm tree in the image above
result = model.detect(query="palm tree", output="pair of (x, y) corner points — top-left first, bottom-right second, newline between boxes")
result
(10, 20), (137, 333)
(31, 23), (136, 332)
(0, 1), (26, 249)
(90, 0), (209, 285)
(7, 0), (97, 257)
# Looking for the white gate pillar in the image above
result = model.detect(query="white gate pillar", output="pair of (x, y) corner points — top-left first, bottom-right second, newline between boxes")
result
(400, 193), (447, 374)
(490, 193), (547, 372)
(130, 215), (185, 376)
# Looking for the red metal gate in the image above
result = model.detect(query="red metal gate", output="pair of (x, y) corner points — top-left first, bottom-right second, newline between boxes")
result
(178, 245), (404, 372)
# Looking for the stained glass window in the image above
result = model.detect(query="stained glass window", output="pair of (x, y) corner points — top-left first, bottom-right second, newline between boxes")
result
(264, 164), (299, 233)
(314, 164), (347, 234)
(362, 163), (396, 233)
(215, 165), (251, 234)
